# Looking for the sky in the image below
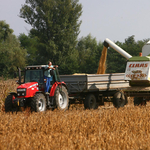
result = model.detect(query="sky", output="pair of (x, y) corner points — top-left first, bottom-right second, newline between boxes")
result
(0, 0), (150, 43)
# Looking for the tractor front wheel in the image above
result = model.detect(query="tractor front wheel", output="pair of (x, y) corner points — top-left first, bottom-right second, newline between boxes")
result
(55, 86), (69, 111)
(31, 93), (46, 112)
(5, 94), (15, 112)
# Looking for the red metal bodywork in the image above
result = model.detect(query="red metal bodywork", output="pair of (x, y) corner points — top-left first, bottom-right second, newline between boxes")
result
(16, 81), (66, 98)
(17, 82), (39, 98)
(50, 81), (66, 97)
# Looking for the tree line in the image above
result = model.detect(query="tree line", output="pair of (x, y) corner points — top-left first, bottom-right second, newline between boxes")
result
(0, 0), (149, 77)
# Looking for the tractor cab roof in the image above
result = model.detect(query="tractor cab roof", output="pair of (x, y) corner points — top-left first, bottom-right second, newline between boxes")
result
(25, 65), (46, 70)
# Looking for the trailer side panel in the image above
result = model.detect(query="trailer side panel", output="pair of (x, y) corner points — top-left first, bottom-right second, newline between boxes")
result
(87, 73), (129, 91)
(60, 73), (129, 94)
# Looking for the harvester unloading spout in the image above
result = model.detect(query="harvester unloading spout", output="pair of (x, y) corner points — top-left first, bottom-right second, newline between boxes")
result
(104, 38), (132, 60)
(97, 38), (132, 74)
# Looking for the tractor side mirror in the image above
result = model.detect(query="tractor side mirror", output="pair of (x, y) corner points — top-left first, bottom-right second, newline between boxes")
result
(17, 67), (21, 85)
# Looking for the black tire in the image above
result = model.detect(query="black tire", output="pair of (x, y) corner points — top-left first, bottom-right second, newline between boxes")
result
(55, 86), (69, 111)
(125, 95), (128, 105)
(30, 93), (46, 112)
(134, 97), (146, 106)
(5, 95), (14, 112)
(113, 91), (126, 108)
(84, 94), (98, 109)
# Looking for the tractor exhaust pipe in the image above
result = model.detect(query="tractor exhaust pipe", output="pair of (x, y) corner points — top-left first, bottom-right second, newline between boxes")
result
(17, 67), (21, 85)
(104, 38), (132, 60)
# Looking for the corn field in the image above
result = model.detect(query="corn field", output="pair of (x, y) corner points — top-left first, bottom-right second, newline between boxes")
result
(0, 79), (150, 150)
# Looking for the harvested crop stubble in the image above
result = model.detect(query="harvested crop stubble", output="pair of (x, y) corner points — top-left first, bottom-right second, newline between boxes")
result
(0, 79), (17, 111)
(97, 46), (107, 74)
(1, 79), (150, 149)
(1, 106), (150, 149)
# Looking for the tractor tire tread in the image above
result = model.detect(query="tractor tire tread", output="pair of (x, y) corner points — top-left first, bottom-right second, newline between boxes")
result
(5, 95), (13, 112)
(55, 86), (69, 111)
(30, 93), (46, 112)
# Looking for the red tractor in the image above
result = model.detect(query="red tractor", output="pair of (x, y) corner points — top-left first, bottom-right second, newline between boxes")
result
(5, 65), (69, 112)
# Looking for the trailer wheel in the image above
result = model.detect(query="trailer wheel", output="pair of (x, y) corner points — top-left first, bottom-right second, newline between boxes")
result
(134, 97), (146, 106)
(55, 86), (69, 111)
(113, 91), (126, 108)
(5, 95), (14, 112)
(31, 93), (46, 112)
(84, 94), (98, 109)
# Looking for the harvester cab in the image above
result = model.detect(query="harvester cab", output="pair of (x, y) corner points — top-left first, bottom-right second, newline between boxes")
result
(5, 65), (69, 112)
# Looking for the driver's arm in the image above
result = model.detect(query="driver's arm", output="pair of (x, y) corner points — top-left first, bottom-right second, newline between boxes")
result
(44, 66), (55, 70)
(53, 65), (58, 68)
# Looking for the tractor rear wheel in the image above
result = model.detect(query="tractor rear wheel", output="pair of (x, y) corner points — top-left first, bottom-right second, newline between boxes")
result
(31, 93), (46, 112)
(84, 94), (98, 109)
(113, 91), (126, 108)
(55, 86), (69, 111)
(5, 95), (15, 112)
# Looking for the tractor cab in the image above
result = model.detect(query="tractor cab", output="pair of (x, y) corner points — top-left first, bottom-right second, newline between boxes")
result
(22, 65), (60, 92)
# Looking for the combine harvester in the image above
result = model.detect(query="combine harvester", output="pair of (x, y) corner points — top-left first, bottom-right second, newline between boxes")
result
(123, 40), (150, 105)
(104, 38), (150, 106)
(60, 38), (150, 108)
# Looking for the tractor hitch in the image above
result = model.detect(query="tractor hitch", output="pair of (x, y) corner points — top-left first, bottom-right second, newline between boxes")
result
(13, 98), (25, 107)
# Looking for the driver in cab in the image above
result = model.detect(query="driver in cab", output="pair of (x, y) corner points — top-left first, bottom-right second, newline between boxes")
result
(44, 61), (58, 94)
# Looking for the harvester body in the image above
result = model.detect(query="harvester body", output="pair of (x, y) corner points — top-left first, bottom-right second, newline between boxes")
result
(142, 41), (150, 56)
(125, 60), (150, 81)
(124, 41), (150, 85)
(104, 38), (150, 83)
(104, 38), (150, 105)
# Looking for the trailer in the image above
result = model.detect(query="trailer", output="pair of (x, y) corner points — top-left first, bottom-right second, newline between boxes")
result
(60, 73), (129, 109)
(60, 38), (150, 109)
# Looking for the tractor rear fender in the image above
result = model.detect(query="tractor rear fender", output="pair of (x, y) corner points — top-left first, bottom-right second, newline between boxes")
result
(50, 82), (59, 97)
(61, 81), (68, 90)
(50, 82), (67, 97)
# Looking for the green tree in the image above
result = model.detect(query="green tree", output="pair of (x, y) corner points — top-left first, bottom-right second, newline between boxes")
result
(76, 34), (102, 73)
(0, 21), (26, 77)
(106, 42), (127, 73)
(20, 0), (82, 74)
(18, 33), (39, 65)
(0, 21), (13, 42)
(122, 35), (147, 56)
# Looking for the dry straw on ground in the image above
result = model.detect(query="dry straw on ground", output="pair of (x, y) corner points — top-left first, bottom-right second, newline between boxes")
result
(1, 79), (150, 150)
(0, 78), (17, 111)
(1, 106), (150, 150)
